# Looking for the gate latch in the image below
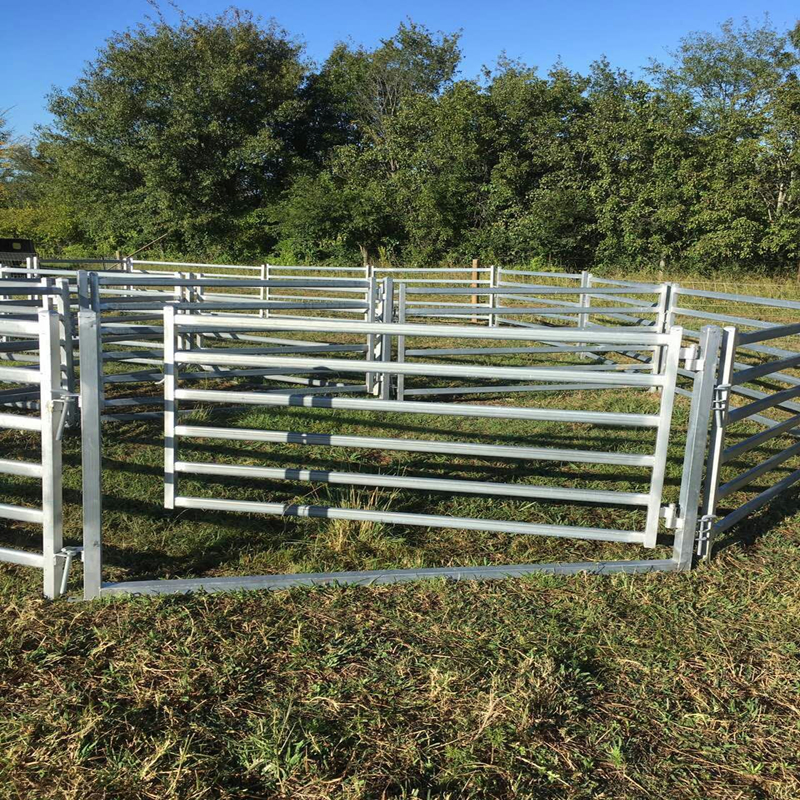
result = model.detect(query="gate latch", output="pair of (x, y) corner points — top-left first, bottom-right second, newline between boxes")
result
(695, 514), (717, 559)
(55, 546), (84, 596)
(53, 391), (79, 440)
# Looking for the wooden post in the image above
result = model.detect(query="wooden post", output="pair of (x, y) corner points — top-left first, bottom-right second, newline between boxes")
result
(471, 257), (479, 324)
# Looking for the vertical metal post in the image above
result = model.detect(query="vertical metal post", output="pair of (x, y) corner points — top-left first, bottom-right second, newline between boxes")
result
(653, 282), (673, 380)
(489, 264), (498, 327)
(260, 264), (270, 319)
(397, 283), (406, 401)
(77, 270), (90, 311)
(578, 271), (590, 329)
(79, 308), (104, 599)
(698, 325), (739, 559)
(380, 278), (393, 400)
(365, 275), (378, 394)
(164, 306), (176, 510)
(54, 279), (77, 426)
(39, 309), (64, 599)
(578, 271), (592, 356)
(672, 325), (722, 570)
(471, 258), (479, 324)
(643, 325), (683, 548)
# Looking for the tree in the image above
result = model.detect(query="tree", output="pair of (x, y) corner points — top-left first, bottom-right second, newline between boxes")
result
(648, 18), (800, 271)
(37, 8), (307, 256)
(276, 21), (463, 264)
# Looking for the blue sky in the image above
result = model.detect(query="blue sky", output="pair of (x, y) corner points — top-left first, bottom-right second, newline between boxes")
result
(3, 0), (799, 138)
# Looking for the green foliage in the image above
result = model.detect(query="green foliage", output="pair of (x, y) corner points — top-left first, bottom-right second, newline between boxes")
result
(6, 13), (800, 274)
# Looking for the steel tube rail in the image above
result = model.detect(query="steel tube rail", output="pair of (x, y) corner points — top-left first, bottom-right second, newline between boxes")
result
(0, 502), (45, 524)
(174, 351), (664, 387)
(0, 319), (43, 335)
(175, 461), (650, 506)
(0, 546), (46, 568)
(404, 285), (653, 295)
(730, 353), (800, 386)
(410, 305), (658, 316)
(722, 413), (800, 463)
(711, 468), (800, 537)
(171, 314), (674, 344)
(175, 424), (656, 466)
(726, 383), (800, 423)
(673, 306), (777, 329)
(174, 388), (661, 426)
(0, 457), (43, 478)
(173, 496), (644, 543)
(98, 276), (368, 288)
(97, 558), (679, 596)
(497, 269), (578, 280)
(0, 366), (41, 383)
(401, 382), (629, 396)
(738, 322), (800, 345)
(717, 439), (800, 500)
(673, 285), (800, 312)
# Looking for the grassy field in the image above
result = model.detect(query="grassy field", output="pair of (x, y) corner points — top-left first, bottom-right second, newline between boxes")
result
(1, 278), (800, 799)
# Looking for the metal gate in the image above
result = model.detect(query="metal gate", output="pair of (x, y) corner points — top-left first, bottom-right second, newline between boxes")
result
(77, 310), (721, 597)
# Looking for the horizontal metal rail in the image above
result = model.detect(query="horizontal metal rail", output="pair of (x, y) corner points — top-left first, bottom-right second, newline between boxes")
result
(722, 413), (800, 463)
(173, 495), (645, 543)
(404, 285), (652, 296)
(98, 558), (678, 596)
(174, 388), (661, 427)
(727, 383), (800, 423)
(175, 424), (656, 466)
(0, 366), (41, 384)
(712, 468), (800, 537)
(411, 305), (658, 317)
(0, 546), (45, 568)
(0, 501), (45, 524)
(172, 314), (674, 344)
(98, 276), (368, 288)
(175, 461), (650, 506)
(730, 353), (800, 387)
(673, 285), (800, 312)
(738, 322), (800, 345)
(174, 351), (664, 386)
(0, 457), (44, 478)
(401, 382), (630, 396)
(717, 439), (800, 500)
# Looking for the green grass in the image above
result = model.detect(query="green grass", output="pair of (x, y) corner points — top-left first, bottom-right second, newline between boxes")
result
(1, 302), (800, 798)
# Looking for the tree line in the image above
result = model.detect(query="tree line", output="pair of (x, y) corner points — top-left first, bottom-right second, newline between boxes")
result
(2, 10), (800, 275)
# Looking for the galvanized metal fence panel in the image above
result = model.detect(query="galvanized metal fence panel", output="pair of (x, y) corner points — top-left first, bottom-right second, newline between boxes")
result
(74, 312), (696, 597)
(0, 309), (69, 598)
(698, 321), (800, 558)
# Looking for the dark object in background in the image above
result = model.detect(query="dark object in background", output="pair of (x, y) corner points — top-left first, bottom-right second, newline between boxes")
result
(0, 238), (37, 267)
